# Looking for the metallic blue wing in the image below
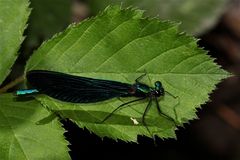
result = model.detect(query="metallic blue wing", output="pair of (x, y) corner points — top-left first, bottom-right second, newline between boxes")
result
(26, 70), (132, 103)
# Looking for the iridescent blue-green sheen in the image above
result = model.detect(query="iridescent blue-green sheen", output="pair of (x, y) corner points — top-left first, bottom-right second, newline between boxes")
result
(16, 89), (39, 95)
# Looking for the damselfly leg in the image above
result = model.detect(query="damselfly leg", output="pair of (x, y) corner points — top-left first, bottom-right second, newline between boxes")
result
(100, 97), (146, 123)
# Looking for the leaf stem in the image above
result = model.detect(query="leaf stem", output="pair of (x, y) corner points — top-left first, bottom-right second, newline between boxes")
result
(0, 75), (25, 94)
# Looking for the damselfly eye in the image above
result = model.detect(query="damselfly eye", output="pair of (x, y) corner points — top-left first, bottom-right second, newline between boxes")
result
(155, 81), (162, 90)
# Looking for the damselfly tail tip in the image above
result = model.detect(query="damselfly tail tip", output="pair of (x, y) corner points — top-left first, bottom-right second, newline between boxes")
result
(15, 89), (39, 96)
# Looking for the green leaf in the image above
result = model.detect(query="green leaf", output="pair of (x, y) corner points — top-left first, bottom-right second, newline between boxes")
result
(25, 0), (71, 48)
(0, 0), (31, 85)
(87, 0), (228, 34)
(0, 94), (70, 159)
(26, 6), (230, 141)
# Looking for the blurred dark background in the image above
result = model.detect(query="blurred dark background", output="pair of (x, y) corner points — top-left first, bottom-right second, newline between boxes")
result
(4, 0), (240, 159)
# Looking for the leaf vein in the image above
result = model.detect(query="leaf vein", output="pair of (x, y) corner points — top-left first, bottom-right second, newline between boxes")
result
(0, 109), (28, 159)
(29, 25), (77, 70)
(188, 59), (213, 73)
(169, 53), (202, 72)
(137, 41), (193, 71)
(70, 18), (132, 70)
(96, 25), (176, 70)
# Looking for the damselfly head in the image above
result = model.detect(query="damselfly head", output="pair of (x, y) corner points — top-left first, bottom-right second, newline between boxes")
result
(154, 81), (164, 96)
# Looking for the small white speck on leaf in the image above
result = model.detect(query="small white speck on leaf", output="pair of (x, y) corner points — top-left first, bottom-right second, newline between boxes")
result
(130, 117), (139, 125)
